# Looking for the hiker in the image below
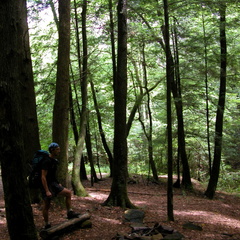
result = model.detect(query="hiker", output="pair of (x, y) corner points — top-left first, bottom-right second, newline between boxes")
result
(41, 142), (79, 229)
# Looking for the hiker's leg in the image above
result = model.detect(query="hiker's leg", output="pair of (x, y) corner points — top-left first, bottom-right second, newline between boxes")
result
(42, 199), (51, 224)
(58, 188), (79, 218)
(58, 188), (72, 211)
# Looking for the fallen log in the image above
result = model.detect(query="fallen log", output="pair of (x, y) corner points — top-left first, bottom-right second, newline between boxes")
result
(39, 213), (91, 239)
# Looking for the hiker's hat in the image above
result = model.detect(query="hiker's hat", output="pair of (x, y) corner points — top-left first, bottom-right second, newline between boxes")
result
(48, 142), (60, 152)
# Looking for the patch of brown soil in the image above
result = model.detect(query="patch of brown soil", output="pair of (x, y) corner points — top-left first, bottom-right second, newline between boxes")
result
(0, 175), (239, 240)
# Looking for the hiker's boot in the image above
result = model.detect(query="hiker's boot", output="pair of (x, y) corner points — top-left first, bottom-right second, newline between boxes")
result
(44, 223), (51, 229)
(67, 210), (80, 219)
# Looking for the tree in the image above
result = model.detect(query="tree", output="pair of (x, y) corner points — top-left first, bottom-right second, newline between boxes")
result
(52, 0), (71, 186)
(20, 5), (41, 161)
(201, 6), (212, 176)
(138, 43), (158, 182)
(72, 0), (88, 196)
(90, 79), (114, 176)
(0, 0), (38, 239)
(86, 121), (99, 184)
(133, 3), (192, 189)
(71, 0), (88, 182)
(205, 2), (227, 199)
(170, 19), (192, 189)
(104, 0), (135, 208)
(163, 0), (174, 221)
(21, 0), (41, 204)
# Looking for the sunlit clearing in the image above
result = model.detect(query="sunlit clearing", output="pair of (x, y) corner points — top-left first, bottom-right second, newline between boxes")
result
(132, 200), (149, 206)
(101, 217), (122, 225)
(89, 192), (109, 200)
(175, 210), (240, 229)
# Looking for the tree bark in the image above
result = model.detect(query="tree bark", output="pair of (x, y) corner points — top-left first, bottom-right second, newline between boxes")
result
(141, 43), (158, 182)
(20, 6), (41, 162)
(69, 83), (79, 145)
(138, 6), (192, 189)
(86, 122), (99, 184)
(0, 0), (38, 239)
(52, 0), (71, 187)
(72, 0), (88, 196)
(20, 0), (41, 203)
(201, 8), (212, 175)
(161, 19), (192, 190)
(163, 0), (174, 222)
(104, 0), (135, 208)
(108, 0), (117, 89)
(205, 3), (227, 199)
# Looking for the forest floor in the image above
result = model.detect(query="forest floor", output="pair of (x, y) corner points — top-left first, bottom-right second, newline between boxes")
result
(0, 174), (239, 240)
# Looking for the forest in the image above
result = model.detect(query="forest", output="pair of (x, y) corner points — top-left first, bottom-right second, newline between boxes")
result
(0, 0), (239, 239)
(27, 0), (240, 195)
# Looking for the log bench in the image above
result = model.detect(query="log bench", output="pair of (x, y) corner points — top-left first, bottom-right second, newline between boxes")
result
(40, 213), (91, 239)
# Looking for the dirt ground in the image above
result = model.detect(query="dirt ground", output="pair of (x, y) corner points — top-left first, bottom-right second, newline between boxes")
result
(0, 175), (239, 240)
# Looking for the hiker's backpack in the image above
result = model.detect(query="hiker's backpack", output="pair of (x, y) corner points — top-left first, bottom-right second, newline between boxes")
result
(29, 150), (49, 188)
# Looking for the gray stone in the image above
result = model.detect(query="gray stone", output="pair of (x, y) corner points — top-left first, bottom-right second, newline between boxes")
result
(124, 209), (145, 223)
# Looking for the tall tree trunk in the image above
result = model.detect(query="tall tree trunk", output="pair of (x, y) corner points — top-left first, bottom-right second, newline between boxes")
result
(107, 0), (117, 176)
(21, 0), (41, 203)
(139, 43), (158, 182)
(20, 7), (41, 162)
(72, 0), (88, 196)
(205, 3), (227, 199)
(90, 80), (114, 176)
(202, 7), (212, 175)
(172, 19), (180, 188)
(72, 0), (87, 184)
(0, 0), (38, 238)
(163, 0), (174, 222)
(103, 0), (135, 208)
(52, 0), (71, 187)
(171, 21), (192, 189)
